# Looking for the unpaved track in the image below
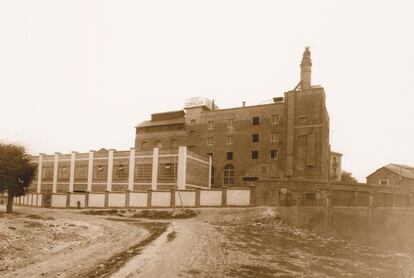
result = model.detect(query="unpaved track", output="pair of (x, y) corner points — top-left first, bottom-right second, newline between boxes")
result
(0, 207), (149, 278)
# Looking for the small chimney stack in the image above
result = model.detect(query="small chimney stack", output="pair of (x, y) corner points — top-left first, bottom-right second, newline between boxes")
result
(242, 101), (246, 107)
(300, 46), (312, 90)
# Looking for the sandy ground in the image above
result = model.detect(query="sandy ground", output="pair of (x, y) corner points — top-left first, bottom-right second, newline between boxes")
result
(1, 206), (414, 278)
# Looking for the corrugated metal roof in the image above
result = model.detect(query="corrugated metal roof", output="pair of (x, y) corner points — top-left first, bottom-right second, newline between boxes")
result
(385, 163), (414, 180)
(135, 118), (186, 128)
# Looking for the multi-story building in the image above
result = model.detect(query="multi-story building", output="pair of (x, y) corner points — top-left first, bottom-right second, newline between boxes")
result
(135, 48), (337, 187)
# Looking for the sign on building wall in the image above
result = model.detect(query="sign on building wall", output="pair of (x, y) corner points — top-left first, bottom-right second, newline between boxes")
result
(184, 97), (213, 109)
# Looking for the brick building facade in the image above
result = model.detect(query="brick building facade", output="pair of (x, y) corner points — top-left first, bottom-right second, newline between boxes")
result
(367, 164), (414, 190)
(135, 48), (338, 187)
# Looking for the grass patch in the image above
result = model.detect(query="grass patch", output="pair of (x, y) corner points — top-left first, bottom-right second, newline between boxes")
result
(132, 209), (199, 219)
(26, 214), (54, 220)
(82, 209), (119, 216)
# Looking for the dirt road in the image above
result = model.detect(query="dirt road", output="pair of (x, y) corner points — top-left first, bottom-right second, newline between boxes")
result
(1, 207), (414, 277)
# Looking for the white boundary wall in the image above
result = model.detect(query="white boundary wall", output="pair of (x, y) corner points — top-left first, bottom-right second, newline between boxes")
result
(108, 193), (126, 207)
(51, 194), (67, 208)
(11, 187), (253, 209)
(227, 189), (251, 206)
(175, 191), (196, 207)
(88, 193), (105, 208)
(69, 194), (86, 208)
(151, 191), (171, 207)
(129, 192), (148, 207)
(200, 190), (222, 206)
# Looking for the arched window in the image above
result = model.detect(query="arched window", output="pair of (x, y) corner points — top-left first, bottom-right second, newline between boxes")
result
(224, 164), (235, 185)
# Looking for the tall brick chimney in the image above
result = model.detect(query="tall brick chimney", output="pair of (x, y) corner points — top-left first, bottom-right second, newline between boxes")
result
(300, 46), (312, 90)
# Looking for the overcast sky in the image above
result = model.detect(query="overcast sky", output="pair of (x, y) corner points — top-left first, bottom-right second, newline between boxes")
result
(1, 0), (413, 182)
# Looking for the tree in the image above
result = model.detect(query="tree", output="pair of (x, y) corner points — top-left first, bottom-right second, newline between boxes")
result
(0, 143), (37, 213)
(341, 170), (358, 183)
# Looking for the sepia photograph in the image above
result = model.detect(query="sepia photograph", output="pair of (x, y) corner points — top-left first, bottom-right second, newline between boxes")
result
(1, 1), (414, 277)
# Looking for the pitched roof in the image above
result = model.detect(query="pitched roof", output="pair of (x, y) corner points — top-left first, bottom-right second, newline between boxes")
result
(384, 164), (414, 180)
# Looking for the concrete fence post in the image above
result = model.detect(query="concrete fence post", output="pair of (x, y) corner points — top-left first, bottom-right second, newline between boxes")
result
(296, 197), (301, 227)
(147, 189), (152, 208)
(66, 192), (71, 208)
(104, 191), (109, 208)
(85, 192), (89, 208)
(171, 189), (176, 208)
(195, 189), (201, 207)
(126, 190), (130, 208)
(222, 187), (228, 207)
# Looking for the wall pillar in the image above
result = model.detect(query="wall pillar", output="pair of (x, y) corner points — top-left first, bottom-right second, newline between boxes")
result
(208, 155), (212, 189)
(354, 190), (359, 207)
(107, 149), (115, 192)
(151, 148), (159, 191)
(87, 150), (95, 192)
(222, 187), (227, 207)
(52, 152), (60, 193)
(36, 154), (44, 193)
(171, 188), (176, 208)
(69, 151), (77, 193)
(177, 146), (187, 190)
(128, 148), (136, 191)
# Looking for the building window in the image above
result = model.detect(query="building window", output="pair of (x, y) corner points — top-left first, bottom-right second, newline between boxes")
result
(155, 141), (162, 148)
(58, 166), (69, 180)
(114, 164), (128, 180)
(135, 164), (152, 182)
(227, 119), (234, 129)
(271, 133), (280, 142)
(379, 179), (389, 185)
(224, 164), (235, 185)
(141, 141), (148, 150)
(252, 116), (260, 125)
(190, 119), (196, 124)
(207, 121), (214, 130)
(75, 165), (87, 180)
(270, 150), (278, 160)
(42, 167), (53, 180)
(251, 151), (259, 160)
(226, 136), (233, 145)
(171, 139), (177, 148)
(207, 137), (213, 146)
(252, 134), (259, 143)
(227, 152), (233, 160)
(93, 165), (107, 180)
(271, 114), (281, 124)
